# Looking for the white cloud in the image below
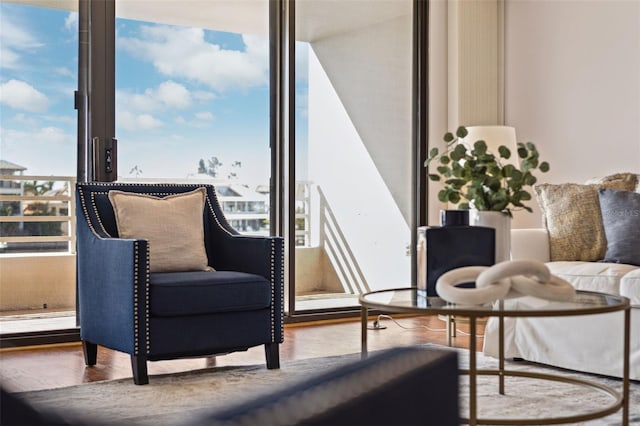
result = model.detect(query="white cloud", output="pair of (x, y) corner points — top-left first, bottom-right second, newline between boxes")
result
(11, 113), (39, 127)
(0, 18), (42, 49)
(118, 91), (157, 112)
(1, 126), (73, 153)
(34, 126), (69, 144)
(54, 67), (75, 78)
(0, 47), (21, 70)
(117, 80), (193, 113)
(193, 90), (216, 102)
(42, 114), (75, 126)
(115, 80), (220, 131)
(136, 114), (163, 130)
(195, 111), (214, 121)
(0, 126), (75, 175)
(64, 12), (78, 32)
(0, 16), (43, 70)
(155, 80), (191, 109)
(118, 111), (163, 131)
(0, 79), (49, 112)
(119, 25), (268, 92)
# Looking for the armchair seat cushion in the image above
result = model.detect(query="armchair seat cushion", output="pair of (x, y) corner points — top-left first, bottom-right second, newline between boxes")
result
(150, 271), (272, 317)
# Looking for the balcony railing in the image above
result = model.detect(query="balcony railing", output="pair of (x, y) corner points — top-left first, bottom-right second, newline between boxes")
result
(0, 175), (321, 256)
(0, 175), (77, 254)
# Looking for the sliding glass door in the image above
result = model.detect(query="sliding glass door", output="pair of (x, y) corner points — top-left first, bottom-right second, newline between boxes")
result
(113, 0), (418, 316)
(292, 1), (415, 312)
(0, 2), (78, 336)
(114, 2), (271, 237)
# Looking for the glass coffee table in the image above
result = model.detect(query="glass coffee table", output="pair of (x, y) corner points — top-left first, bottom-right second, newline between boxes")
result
(359, 288), (631, 426)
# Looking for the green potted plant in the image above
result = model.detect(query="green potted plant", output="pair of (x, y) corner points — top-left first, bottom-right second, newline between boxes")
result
(425, 126), (550, 261)
(425, 126), (550, 216)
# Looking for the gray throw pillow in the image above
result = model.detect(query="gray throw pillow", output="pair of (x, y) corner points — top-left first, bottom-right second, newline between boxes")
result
(598, 189), (640, 266)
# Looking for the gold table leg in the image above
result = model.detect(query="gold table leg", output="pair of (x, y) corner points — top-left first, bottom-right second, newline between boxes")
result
(360, 306), (368, 359)
(469, 316), (477, 426)
(499, 300), (505, 395)
(623, 307), (630, 426)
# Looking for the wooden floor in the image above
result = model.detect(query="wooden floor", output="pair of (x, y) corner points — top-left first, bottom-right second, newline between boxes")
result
(0, 315), (484, 392)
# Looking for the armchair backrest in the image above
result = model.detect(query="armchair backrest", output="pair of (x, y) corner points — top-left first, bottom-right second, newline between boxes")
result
(76, 182), (238, 259)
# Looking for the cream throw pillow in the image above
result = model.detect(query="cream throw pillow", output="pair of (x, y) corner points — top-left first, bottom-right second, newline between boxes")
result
(109, 188), (212, 273)
(535, 178), (637, 262)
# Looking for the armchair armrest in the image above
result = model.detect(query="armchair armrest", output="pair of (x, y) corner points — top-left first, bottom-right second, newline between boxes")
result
(77, 215), (149, 355)
(511, 228), (550, 262)
(209, 233), (285, 343)
(211, 234), (283, 277)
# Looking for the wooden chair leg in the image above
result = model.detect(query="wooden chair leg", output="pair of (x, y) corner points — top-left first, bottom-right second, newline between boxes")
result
(82, 341), (97, 366)
(265, 343), (280, 369)
(131, 355), (149, 385)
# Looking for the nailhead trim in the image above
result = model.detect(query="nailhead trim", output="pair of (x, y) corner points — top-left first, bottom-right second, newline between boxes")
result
(133, 241), (140, 355)
(145, 244), (150, 354)
(270, 240), (275, 341)
(205, 193), (235, 237)
(89, 192), (112, 236)
(279, 239), (285, 341)
(77, 186), (109, 238)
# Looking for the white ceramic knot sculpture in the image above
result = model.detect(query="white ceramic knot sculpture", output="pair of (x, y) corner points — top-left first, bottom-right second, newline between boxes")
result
(435, 260), (576, 305)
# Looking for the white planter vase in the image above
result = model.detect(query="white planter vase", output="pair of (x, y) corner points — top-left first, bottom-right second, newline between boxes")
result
(469, 210), (511, 263)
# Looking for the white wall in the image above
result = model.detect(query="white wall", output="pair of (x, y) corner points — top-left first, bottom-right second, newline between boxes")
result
(428, 0), (450, 226)
(306, 14), (412, 292)
(429, 0), (640, 229)
(429, 0), (506, 225)
(504, 0), (640, 228)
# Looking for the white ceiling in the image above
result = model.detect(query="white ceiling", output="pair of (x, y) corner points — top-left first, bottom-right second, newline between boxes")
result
(4, 0), (410, 42)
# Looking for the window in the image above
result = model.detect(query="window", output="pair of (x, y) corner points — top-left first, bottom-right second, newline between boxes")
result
(0, 2), (78, 335)
(115, 6), (270, 237)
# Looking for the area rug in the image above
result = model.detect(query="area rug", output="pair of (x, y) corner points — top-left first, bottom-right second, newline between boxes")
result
(14, 346), (640, 425)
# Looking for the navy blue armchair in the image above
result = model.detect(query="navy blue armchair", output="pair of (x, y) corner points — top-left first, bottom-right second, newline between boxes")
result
(76, 182), (284, 385)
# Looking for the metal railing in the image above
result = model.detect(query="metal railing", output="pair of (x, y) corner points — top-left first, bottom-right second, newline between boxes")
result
(0, 175), (77, 254)
(0, 175), (313, 253)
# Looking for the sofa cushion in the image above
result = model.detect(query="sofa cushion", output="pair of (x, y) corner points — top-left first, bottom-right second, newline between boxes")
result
(621, 269), (640, 306)
(150, 271), (272, 317)
(598, 189), (640, 266)
(545, 261), (638, 295)
(535, 180), (636, 262)
(109, 188), (212, 273)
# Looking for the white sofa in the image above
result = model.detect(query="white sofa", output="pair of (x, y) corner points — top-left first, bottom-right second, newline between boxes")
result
(483, 228), (640, 380)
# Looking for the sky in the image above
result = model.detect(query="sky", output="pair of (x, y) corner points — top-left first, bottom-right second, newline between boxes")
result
(0, 3), (308, 187)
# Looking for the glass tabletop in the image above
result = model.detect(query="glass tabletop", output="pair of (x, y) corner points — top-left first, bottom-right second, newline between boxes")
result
(359, 288), (629, 318)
